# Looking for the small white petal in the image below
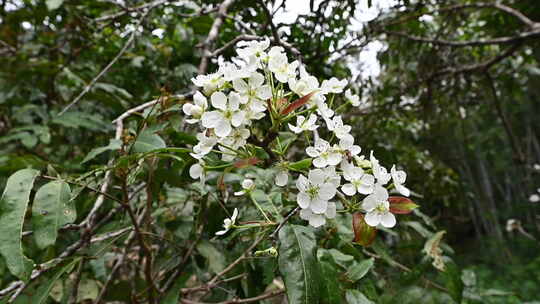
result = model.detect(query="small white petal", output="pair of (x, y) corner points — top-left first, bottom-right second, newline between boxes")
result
(275, 171), (288, 186)
(310, 199), (327, 214)
(296, 175), (308, 192)
(309, 214), (326, 227)
(342, 183), (356, 196)
(297, 192), (311, 209)
(318, 183), (337, 201)
(380, 212), (396, 228)
(364, 212), (381, 227)
(211, 91), (227, 110)
(325, 202), (336, 219)
(214, 120), (232, 137)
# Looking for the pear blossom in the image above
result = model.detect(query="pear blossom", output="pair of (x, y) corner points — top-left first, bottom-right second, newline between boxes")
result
(299, 201), (336, 227)
(338, 136), (361, 157)
(183, 91), (208, 124)
(236, 37), (270, 59)
(216, 208), (239, 235)
(370, 151), (391, 185)
(306, 138), (342, 168)
(268, 46), (299, 83)
(288, 66), (319, 96)
(296, 169), (337, 214)
(362, 186), (396, 228)
(530, 194), (540, 203)
(341, 161), (375, 196)
(234, 179), (255, 196)
(219, 61), (251, 81)
(345, 89), (360, 106)
(391, 165), (410, 196)
(191, 132), (218, 159)
(189, 161), (206, 185)
(288, 114), (319, 134)
(327, 115), (352, 140)
(191, 72), (225, 94)
(321, 77), (347, 94)
(233, 72), (271, 103)
(201, 91), (246, 137)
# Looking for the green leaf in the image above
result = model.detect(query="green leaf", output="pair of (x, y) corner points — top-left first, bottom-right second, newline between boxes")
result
(46, 0), (63, 10)
(0, 168), (40, 281)
(345, 258), (374, 283)
(345, 289), (374, 304)
(32, 258), (81, 304)
(278, 224), (320, 304)
(163, 273), (190, 304)
(288, 158), (312, 172)
(133, 130), (166, 153)
(196, 241), (225, 274)
(82, 139), (122, 164)
(31, 180), (76, 249)
(319, 259), (343, 303)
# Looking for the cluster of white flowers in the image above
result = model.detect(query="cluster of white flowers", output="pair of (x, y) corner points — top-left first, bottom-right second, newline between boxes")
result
(183, 37), (410, 230)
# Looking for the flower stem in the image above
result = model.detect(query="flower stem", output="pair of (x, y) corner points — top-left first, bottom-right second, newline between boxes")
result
(249, 192), (271, 222)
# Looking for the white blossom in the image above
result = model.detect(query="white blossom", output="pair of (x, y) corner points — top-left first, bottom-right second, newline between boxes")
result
(391, 165), (410, 196)
(201, 91), (246, 137)
(288, 114), (319, 134)
(341, 161), (375, 196)
(338, 136), (361, 157)
(191, 72), (225, 94)
(327, 115), (352, 140)
(321, 77), (347, 94)
(191, 132), (218, 159)
(216, 208), (239, 235)
(189, 161), (206, 185)
(288, 66), (319, 96)
(370, 151), (391, 185)
(268, 46), (299, 83)
(530, 194), (540, 203)
(236, 37), (270, 59)
(362, 186), (396, 228)
(233, 72), (271, 103)
(306, 138), (342, 168)
(296, 169), (337, 214)
(183, 91), (208, 124)
(299, 201), (336, 227)
(234, 179), (255, 196)
(345, 89), (360, 106)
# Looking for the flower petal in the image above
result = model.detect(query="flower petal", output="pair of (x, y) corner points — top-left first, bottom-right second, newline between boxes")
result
(318, 183), (337, 200)
(309, 214), (326, 227)
(310, 198), (327, 214)
(341, 183), (356, 196)
(380, 212), (396, 228)
(297, 192), (311, 209)
(214, 120), (232, 137)
(364, 212), (381, 227)
(211, 91), (227, 110)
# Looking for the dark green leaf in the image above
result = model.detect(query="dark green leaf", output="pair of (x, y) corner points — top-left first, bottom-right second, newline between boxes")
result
(0, 169), (40, 281)
(345, 258), (374, 283)
(31, 180), (76, 249)
(278, 224), (321, 304)
(82, 139), (122, 164)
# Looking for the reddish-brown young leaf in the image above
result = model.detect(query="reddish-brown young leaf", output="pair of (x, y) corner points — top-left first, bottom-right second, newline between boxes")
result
(388, 196), (419, 214)
(280, 92), (315, 115)
(352, 213), (377, 247)
(233, 157), (261, 169)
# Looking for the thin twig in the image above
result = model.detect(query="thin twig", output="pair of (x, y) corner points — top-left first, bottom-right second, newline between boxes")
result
(59, 7), (155, 116)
